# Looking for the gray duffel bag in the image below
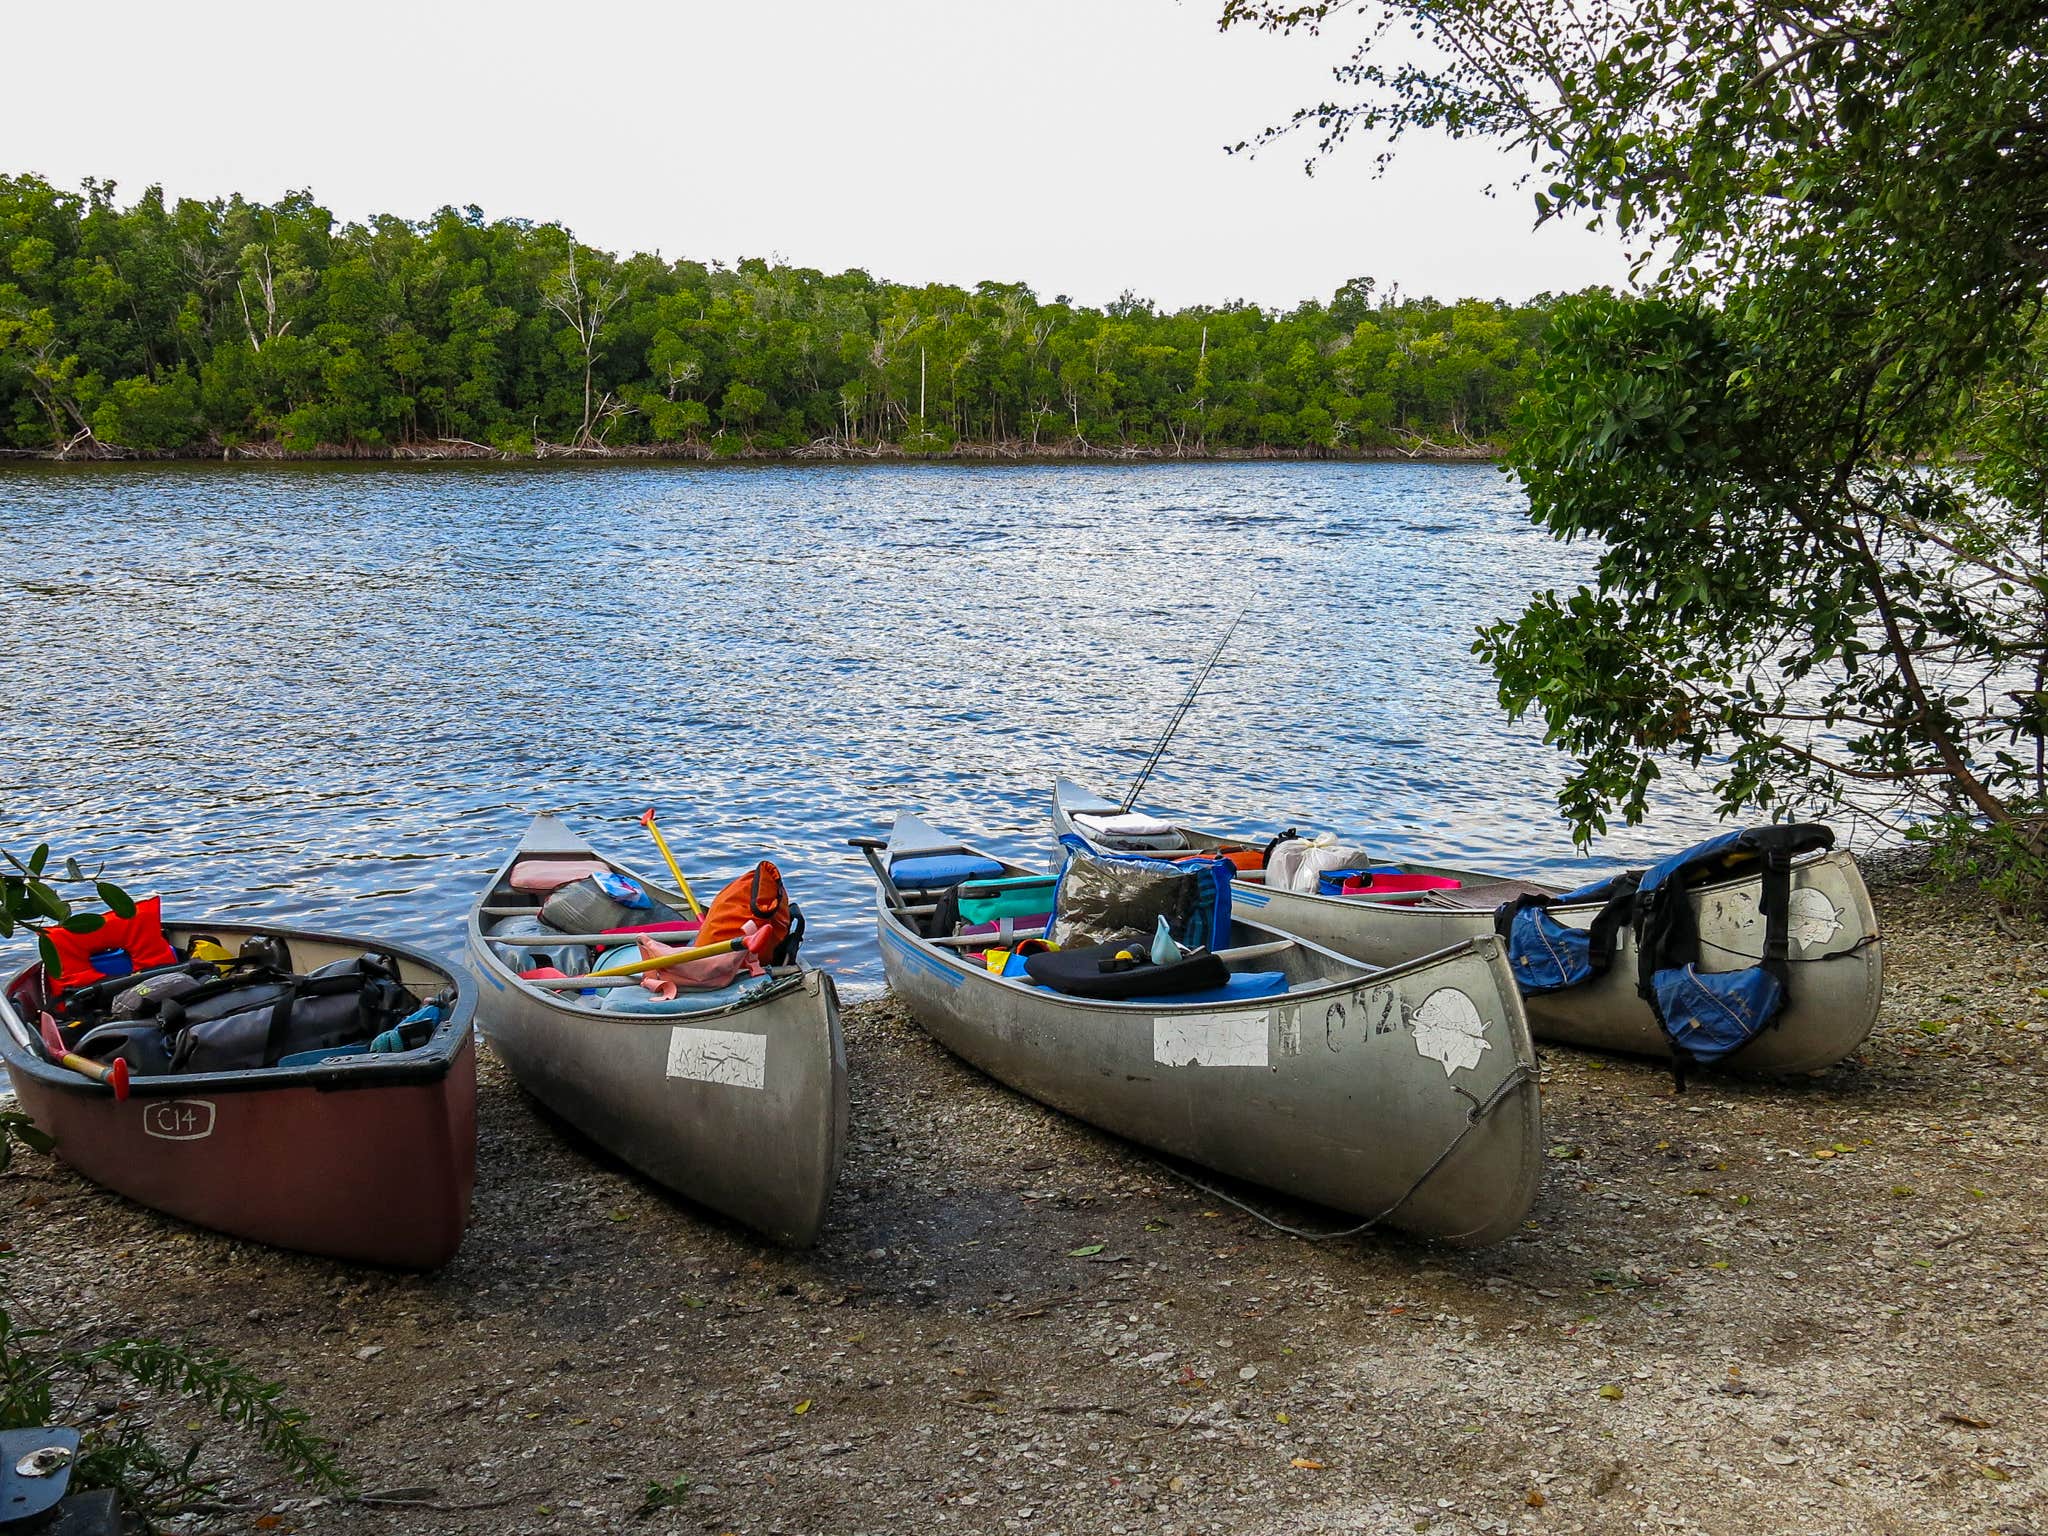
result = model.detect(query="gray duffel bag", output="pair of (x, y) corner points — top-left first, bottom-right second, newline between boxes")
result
(540, 873), (683, 935)
(163, 955), (418, 1073)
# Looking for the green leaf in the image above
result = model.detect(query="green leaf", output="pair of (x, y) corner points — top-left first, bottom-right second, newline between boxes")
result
(1067, 1244), (1105, 1257)
(96, 882), (136, 920)
(57, 912), (105, 934)
(26, 843), (49, 876)
(35, 930), (61, 979)
(4, 1115), (55, 1154)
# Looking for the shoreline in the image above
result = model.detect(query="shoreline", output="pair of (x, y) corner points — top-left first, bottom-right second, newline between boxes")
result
(3, 863), (2043, 1534)
(0, 439), (1502, 468)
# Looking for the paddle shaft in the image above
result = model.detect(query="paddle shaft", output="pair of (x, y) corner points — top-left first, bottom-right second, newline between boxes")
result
(37, 1012), (130, 1097)
(848, 837), (914, 915)
(55, 1048), (122, 1087)
(524, 932), (759, 988)
(489, 928), (701, 946)
(639, 809), (704, 919)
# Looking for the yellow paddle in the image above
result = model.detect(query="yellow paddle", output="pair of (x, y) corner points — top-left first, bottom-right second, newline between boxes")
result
(524, 923), (775, 989)
(639, 808), (704, 919)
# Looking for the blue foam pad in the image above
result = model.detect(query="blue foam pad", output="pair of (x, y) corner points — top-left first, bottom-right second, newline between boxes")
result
(891, 853), (1005, 891)
(1161, 971), (1290, 1005)
(597, 974), (776, 1015)
(275, 1045), (371, 1068)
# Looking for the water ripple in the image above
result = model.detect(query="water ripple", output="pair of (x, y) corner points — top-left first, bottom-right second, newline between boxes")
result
(2, 461), (1738, 997)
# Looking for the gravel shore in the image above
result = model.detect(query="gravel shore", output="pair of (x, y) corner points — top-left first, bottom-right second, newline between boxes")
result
(4, 865), (2044, 1536)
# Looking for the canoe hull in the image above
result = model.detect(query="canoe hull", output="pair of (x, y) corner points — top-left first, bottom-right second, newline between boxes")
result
(874, 847), (1541, 1247)
(1224, 851), (1883, 1073)
(1053, 782), (1884, 1075)
(2, 923), (479, 1269)
(466, 816), (846, 1248)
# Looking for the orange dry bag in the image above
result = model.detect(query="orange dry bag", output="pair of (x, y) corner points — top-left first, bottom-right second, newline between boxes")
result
(695, 861), (793, 957)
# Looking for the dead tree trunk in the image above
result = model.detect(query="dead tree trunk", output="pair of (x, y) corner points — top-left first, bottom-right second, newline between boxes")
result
(543, 238), (628, 449)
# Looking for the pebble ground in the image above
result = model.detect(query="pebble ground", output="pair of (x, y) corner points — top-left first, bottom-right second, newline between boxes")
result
(3, 867), (2043, 1535)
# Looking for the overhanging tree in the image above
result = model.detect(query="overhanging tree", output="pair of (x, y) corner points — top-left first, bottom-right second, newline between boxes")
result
(1224, 0), (2048, 889)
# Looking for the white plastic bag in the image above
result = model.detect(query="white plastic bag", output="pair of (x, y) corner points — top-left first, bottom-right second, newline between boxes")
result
(1264, 837), (1311, 893)
(1281, 833), (1377, 895)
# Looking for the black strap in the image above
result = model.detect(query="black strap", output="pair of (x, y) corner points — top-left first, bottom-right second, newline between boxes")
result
(1260, 828), (1300, 865)
(1758, 847), (1794, 989)
(749, 864), (778, 921)
(1494, 872), (1641, 982)
(261, 983), (304, 1067)
(1586, 873), (1642, 976)
(777, 905), (806, 966)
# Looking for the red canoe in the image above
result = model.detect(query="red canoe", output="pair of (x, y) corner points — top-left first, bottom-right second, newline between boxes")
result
(2, 920), (477, 1269)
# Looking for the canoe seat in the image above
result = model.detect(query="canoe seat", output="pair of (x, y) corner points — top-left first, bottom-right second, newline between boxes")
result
(1415, 878), (1558, 910)
(892, 853), (1006, 891)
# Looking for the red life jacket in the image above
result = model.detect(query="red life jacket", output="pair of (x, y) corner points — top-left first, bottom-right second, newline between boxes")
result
(43, 896), (179, 997)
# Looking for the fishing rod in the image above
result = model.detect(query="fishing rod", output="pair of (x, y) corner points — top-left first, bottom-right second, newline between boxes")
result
(1121, 608), (1248, 813)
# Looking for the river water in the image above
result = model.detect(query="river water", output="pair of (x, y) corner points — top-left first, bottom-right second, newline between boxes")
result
(1, 461), (1738, 994)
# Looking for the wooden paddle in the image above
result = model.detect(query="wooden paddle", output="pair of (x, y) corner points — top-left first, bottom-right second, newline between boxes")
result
(524, 922), (777, 990)
(38, 1012), (129, 1100)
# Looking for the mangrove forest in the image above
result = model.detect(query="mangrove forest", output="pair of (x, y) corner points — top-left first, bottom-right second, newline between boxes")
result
(0, 173), (1559, 460)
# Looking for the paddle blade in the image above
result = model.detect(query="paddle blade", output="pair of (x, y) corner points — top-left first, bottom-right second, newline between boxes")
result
(742, 920), (777, 960)
(107, 1058), (130, 1101)
(640, 808), (656, 827)
(38, 1011), (64, 1057)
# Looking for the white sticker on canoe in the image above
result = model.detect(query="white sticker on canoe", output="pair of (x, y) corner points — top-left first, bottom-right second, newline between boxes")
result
(143, 1100), (216, 1141)
(1787, 887), (1846, 950)
(1153, 1010), (1269, 1069)
(1409, 989), (1492, 1077)
(665, 1028), (767, 1090)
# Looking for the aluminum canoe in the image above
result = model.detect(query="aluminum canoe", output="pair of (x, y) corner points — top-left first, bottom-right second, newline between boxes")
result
(2, 921), (478, 1269)
(465, 814), (845, 1248)
(870, 812), (1542, 1247)
(1053, 778), (1883, 1074)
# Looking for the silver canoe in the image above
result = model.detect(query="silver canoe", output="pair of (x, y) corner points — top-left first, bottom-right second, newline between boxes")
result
(862, 812), (1542, 1247)
(1053, 779), (1883, 1074)
(465, 814), (846, 1247)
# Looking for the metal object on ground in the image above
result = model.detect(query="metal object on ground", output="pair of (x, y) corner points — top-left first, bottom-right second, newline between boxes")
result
(1, 1427), (79, 1528)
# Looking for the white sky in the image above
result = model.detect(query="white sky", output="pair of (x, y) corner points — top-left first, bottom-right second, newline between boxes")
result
(1, 0), (1629, 312)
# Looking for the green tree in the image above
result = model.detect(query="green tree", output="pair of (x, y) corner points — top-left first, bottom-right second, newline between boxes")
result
(1227, 0), (2048, 890)
(0, 171), (1562, 462)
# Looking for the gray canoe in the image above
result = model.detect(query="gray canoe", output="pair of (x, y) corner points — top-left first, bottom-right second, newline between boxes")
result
(1053, 779), (1883, 1074)
(465, 814), (846, 1247)
(864, 812), (1542, 1247)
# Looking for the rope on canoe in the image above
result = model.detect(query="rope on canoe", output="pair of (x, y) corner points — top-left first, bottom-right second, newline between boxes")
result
(1140, 1063), (1536, 1242)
